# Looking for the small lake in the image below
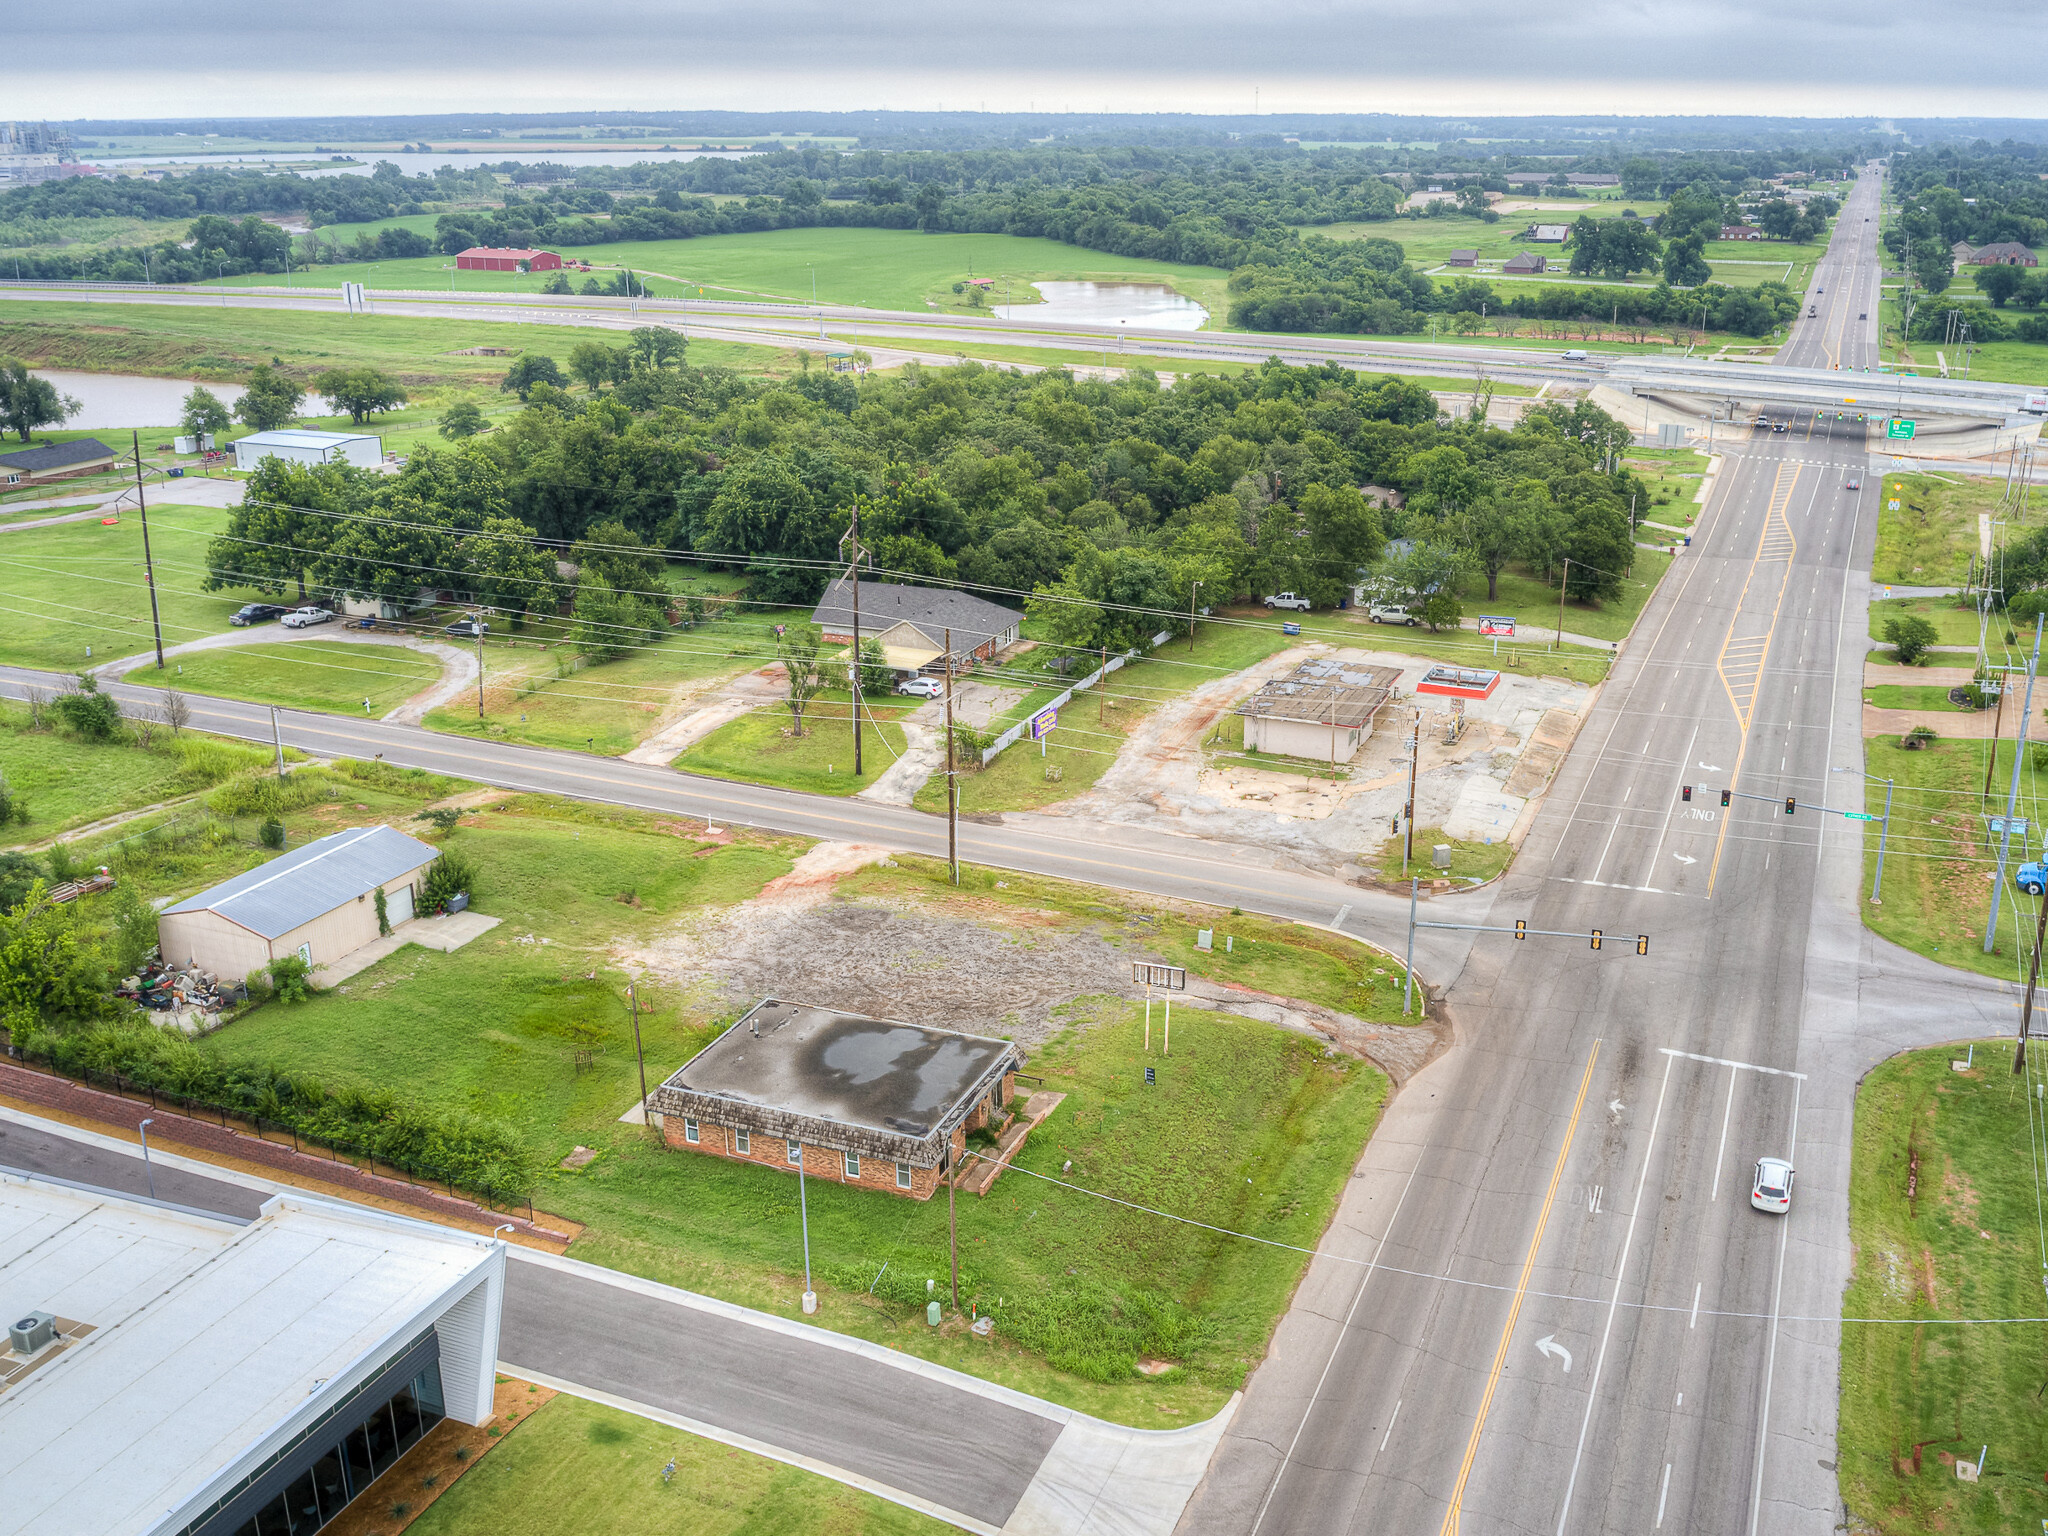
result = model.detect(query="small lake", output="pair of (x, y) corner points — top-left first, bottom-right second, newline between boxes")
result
(95, 149), (760, 179)
(993, 281), (1208, 331)
(38, 371), (247, 430)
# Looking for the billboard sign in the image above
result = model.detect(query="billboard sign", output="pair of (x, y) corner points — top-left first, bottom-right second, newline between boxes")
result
(1478, 615), (1516, 638)
(1029, 707), (1058, 741)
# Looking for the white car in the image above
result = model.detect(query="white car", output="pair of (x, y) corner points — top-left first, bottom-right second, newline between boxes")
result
(1367, 603), (1418, 626)
(895, 677), (944, 698)
(1750, 1157), (1794, 1214)
(281, 606), (334, 629)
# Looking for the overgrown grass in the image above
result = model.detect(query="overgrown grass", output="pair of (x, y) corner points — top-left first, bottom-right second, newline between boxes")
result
(1855, 736), (2048, 981)
(1367, 825), (1516, 885)
(166, 638), (443, 715)
(1871, 472), (2045, 587)
(407, 1393), (954, 1536)
(1838, 1042), (2048, 1533)
(674, 693), (913, 797)
(1865, 684), (1973, 712)
(0, 706), (275, 843)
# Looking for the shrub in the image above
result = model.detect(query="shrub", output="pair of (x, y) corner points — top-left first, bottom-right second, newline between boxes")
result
(374, 887), (390, 936)
(1422, 593), (1463, 632)
(420, 807), (464, 834)
(258, 816), (285, 850)
(420, 849), (478, 914)
(266, 953), (310, 1002)
(0, 768), (28, 827)
(208, 768), (337, 819)
(54, 677), (121, 740)
(1883, 614), (1939, 665)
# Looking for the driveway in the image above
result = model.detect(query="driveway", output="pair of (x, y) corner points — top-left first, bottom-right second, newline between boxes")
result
(93, 625), (476, 724)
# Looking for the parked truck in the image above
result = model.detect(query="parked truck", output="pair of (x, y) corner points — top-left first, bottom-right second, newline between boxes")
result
(1262, 591), (1312, 612)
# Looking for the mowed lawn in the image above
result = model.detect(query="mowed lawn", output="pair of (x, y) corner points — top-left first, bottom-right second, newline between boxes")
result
(167, 638), (443, 715)
(1838, 1044), (2048, 1533)
(194, 227), (1232, 318)
(675, 691), (915, 796)
(408, 1393), (953, 1536)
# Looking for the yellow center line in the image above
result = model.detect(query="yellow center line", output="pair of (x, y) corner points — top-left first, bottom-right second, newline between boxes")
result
(1707, 464), (1800, 895)
(1438, 1040), (1603, 1536)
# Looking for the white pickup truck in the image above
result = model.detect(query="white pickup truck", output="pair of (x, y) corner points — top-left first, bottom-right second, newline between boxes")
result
(1262, 591), (1312, 612)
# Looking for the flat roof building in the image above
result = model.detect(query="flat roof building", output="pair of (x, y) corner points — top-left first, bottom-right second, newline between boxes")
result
(159, 825), (439, 983)
(0, 1174), (503, 1536)
(231, 429), (383, 473)
(1236, 660), (1401, 764)
(649, 998), (1025, 1199)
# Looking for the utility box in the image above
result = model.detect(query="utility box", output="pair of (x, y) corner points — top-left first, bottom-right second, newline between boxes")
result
(1432, 844), (1453, 869)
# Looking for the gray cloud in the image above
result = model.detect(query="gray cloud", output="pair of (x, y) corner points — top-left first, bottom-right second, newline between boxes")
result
(11, 0), (2046, 118)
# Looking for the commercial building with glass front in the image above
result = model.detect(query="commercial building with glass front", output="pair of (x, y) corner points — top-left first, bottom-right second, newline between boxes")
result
(0, 1175), (504, 1536)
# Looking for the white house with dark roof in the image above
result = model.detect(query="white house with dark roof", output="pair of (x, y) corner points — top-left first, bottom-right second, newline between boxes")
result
(157, 825), (439, 982)
(811, 576), (1023, 672)
(0, 436), (115, 486)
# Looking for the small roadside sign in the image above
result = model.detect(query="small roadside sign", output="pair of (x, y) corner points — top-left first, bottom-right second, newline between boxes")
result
(1989, 816), (2030, 836)
(1029, 707), (1058, 741)
(1478, 615), (1516, 638)
(1886, 499), (1901, 511)
(1843, 811), (1877, 822)
(1132, 962), (1186, 990)
(1886, 418), (1916, 439)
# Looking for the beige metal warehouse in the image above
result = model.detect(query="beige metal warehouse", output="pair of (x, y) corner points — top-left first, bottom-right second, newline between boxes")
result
(157, 825), (438, 983)
(1237, 661), (1401, 765)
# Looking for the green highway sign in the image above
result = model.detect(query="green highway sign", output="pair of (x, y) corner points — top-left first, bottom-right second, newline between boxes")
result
(1843, 811), (1877, 821)
(1886, 419), (1917, 439)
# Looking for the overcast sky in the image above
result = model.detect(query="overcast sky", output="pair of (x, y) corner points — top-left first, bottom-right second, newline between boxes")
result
(13, 1), (2047, 121)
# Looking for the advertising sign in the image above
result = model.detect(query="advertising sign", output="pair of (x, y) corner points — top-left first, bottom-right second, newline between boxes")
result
(1029, 707), (1058, 741)
(1477, 615), (1516, 638)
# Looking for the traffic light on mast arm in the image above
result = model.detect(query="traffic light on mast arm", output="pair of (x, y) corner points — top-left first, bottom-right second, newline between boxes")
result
(1682, 785), (1693, 802)
(1720, 789), (1732, 807)
(1786, 797), (1797, 815)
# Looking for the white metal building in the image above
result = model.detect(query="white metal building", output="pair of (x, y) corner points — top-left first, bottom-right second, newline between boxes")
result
(0, 1174), (504, 1536)
(231, 430), (384, 472)
(158, 825), (439, 982)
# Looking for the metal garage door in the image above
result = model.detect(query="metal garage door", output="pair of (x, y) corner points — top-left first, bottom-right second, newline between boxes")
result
(386, 884), (414, 927)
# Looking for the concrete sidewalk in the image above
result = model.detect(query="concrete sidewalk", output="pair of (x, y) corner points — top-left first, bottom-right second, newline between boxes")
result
(315, 908), (501, 988)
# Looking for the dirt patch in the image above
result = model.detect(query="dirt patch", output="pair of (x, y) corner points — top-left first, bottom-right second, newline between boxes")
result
(754, 841), (899, 908)
(319, 1375), (555, 1536)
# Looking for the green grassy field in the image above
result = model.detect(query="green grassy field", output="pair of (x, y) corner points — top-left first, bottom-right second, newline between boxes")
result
(1307, 209), (1663, 265)
(1870, 595), (1988, 651)
(194, 227), (1233, 322)
(0, 706), (279, 843)
(1865, 683), (1972, 712)
(165, 638), (443, 715)
(1882, 292), (2048, 386)
(674, 694), (914, 796)
(1854, 735), (2048, 981)
(409, 1392), (952, 1536)
(1838, 1042), (2048, 1534)
(0, 300), (797, 388)
(203, 807), (1393, 1422)
(1870, 471), (2048, 587)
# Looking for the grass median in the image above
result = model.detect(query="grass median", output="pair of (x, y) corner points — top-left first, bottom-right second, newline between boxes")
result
(1839, 1041), (2048, 1533)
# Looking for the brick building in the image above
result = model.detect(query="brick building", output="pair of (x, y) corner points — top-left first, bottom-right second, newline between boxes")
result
(647, 999), (1023, 1199)
(454, 247), (563, 272)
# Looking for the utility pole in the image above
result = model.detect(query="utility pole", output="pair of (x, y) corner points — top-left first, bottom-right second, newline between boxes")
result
(2016, 891), (2048, 1074)
(626, 980), (650, 1131)
(798, 1152), (816, 1314)
(1189, 579), (1203, 653)
(269, 705), (285, 778)
(948, 1146), (960, 1311)
(1556, 557), (1569, 652)
(944, 627), (959, 885)
(130, 431), (165, 670)
(839, 507), (871, 777)
(1986, 674), (2009, 800)
(1098, 644), (1108, 723)
(1986, 613), (2043, 952)
(474, 616), (485, 718)
(1404, 710), (1420, 870)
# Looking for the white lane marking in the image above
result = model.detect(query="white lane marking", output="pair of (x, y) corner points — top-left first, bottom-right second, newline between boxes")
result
(1656, 1463), (1672, 1528)
(1535, 1334), (1573, 1373)
(1711, 1063), (1739, 1201)
(1379, 1398), (1402, 1454)
(1690, 1283), (1701, 1329)
(1659, 1047), (1807, 1080)
(1248, 1155), (1423, 1536)
(1554, 1049), (1677, 1536)
(1333, 903), (1352, 928)
(1747, 1076), (1803, 1536)
(1676, 1392), (1683, 1407)
(1639, 721), (1701, 889)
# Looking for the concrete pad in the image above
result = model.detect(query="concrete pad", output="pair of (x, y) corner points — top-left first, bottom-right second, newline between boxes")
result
(1441, 773), (1524, 844)
(1003, 1395), (1241, 1536)
(316, 910), (501, 989)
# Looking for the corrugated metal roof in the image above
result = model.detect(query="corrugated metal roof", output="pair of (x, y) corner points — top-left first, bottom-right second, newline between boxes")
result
(234, 430), (378, 449)
(163, 825), (437, 940)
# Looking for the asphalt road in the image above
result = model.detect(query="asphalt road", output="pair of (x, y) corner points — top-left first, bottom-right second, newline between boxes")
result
(1183, 164), (2010, 1536)
(0, 665), (1493, 989)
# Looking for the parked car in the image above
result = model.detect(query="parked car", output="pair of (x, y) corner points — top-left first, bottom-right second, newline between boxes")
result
(895, 676), (944, 699)
(2017, 860), (2047, 897)
(444, 617), (488, 639)
(1750, 1156), (1794, 1214)
(1367, 603), (1419, 626)
(1262, 591), (1312, 612)
(281, 606), (333, 629)
(230, 603), (289, 627)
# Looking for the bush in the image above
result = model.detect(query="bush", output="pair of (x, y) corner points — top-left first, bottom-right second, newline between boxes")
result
(1883, 614), (1939, 665)
(266, 953), (310, 1003)
(374, 886), (390, 936)
(258, 816), (285, 849)
(208, 767), (339, 819)
(420, 849), (478, 914)
(1422, 593), (1463, 632)
(54, 678), (121, 741)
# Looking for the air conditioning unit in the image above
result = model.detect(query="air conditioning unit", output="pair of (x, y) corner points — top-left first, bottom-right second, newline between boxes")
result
(9, 1311), (57, 1355)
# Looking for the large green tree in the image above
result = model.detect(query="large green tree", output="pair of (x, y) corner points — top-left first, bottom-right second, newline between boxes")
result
(233, 363), (304, 431)
(0, 358), (79, 442)
(180, 386), (232, 442)
(313, 367), (407, 426)
(466, 516), (561, 626)
(202, 457), (368, 599)
(312, 504), (462, 604)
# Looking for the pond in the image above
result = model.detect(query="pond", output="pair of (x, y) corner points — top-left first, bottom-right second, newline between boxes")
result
(38, 371), (248, 430)
(993, 281), (1208, 331)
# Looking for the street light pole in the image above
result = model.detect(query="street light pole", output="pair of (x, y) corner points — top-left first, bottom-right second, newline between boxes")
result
(1189, 579), (1203, 654)
(944, 627), (958, 885)
(1987, 613), (2044, 952)
(129, 431), (165, 669)
(626, 980), (650, 1132)
(1836, 765), (1895, 904)
(138, 1118), (156, 1200)
(798, 1150), (815, 1314)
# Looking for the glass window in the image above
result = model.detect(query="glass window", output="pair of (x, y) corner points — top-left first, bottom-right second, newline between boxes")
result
(844, 1150), (859, 1179)
(683, 1118), (699, 1143)
(896, 1161), (912, 1189)
(309, 1447), (348, 1522)
(413, 1360), (445, 1424)
(364, 1400), (399, 1479)
(786, 1140), (801, 1165)
(734, 1127), (750, 1155)
(342, 1423), (376, 1499)
(281, 1468), (320, 1534)
(391, 1388), (424, 1456)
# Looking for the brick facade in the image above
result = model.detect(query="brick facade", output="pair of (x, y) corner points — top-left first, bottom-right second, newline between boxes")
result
(657, 1069), (1017, 1201)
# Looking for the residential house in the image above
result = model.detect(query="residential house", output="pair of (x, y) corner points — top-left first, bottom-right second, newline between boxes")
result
(811, 576), (1022, 674)
(1446, 249), (1478, 267)
(1719, 225), (1764, 241)
(1503, 251), (1547, 275)
(0, 437), (115, 487)
(1968, 242), (2038, 267)
(1528, 224), (1570, 243)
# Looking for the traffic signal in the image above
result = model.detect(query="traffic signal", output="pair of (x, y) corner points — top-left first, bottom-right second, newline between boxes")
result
(1590, 929), (1604, 951)
(1720, 789), (1732, 807)
(1514, 919), (1527, 940)
(1636, 934), (1650, 955)
(1682, 785), (1693, 802)
(1785, 797), (1797, 815)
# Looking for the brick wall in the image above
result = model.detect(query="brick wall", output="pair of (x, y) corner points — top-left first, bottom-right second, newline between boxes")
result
(659, 1114), (961, 1201)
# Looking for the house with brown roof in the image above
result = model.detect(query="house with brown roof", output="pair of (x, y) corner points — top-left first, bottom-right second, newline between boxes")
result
(1503, 251), (1547, 275)
(1720, 225), (1764, 241)
(1446, 249), (1478, 267)
(1967, 242), (2038, 267)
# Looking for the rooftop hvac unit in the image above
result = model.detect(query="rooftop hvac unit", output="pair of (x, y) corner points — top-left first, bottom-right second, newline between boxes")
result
(9, 1311), (57, 1355)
